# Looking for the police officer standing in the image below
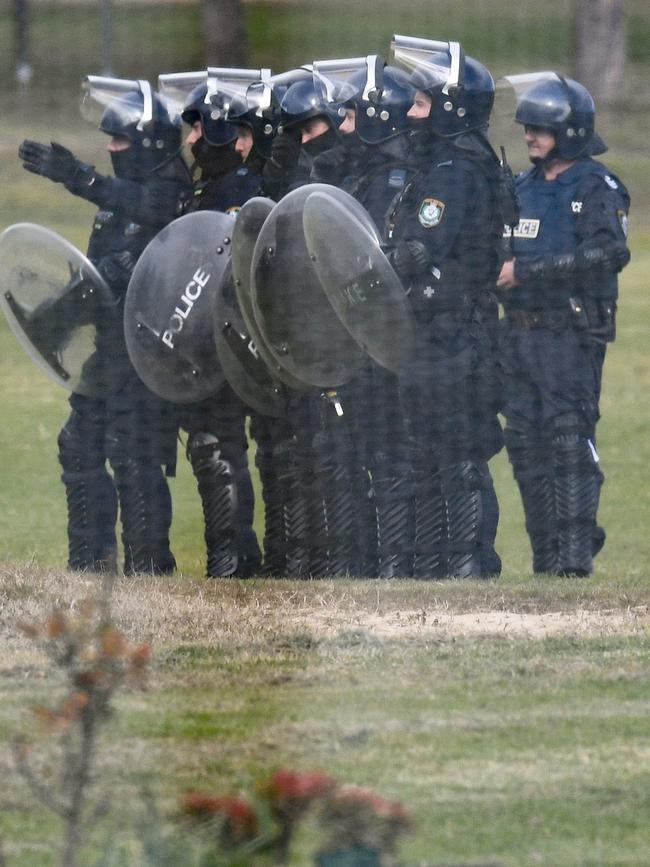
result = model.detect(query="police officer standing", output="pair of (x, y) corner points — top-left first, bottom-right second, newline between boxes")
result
(311, 56), (419, 578)
(496, 73), (630, 576)
(387, 37), (505, 578)
(156, 69), (268, 578)
(18, 79), (191, 574)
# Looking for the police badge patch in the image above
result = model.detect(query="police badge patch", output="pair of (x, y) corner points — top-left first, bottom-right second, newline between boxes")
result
(418, 198), (445, 228)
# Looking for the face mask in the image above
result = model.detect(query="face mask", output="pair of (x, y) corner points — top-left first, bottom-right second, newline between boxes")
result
(110, 147), (142, 180)
(191, 138), (241, 176)
(302, 126), (340, 158)
(339, 133), (366, 156)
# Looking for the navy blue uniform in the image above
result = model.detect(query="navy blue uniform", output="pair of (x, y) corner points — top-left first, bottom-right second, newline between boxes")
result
(254, 130), (371, 579)
(180, 158), (263, 577)
(57, 160), (191, 573)
(387, 133), (504, 578)
(500, 157), (630, 574)
(338, 135), (417, 578)
(187, 162), (263, 215)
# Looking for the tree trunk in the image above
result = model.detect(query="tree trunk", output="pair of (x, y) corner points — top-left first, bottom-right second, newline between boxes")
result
(573, 0), (627, 104)
(201, 0), (249, 67)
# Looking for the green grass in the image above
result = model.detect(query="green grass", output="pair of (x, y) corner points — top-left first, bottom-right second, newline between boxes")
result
(2, 574), (650, 866)
(1, 4), (650, 864)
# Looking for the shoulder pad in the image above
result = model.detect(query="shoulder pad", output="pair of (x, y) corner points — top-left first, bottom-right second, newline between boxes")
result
(575, 162), (630, 202)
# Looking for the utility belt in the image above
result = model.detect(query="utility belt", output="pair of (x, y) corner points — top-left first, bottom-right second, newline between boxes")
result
(505, 297), (616, 341)
(505, 307), (576, 330)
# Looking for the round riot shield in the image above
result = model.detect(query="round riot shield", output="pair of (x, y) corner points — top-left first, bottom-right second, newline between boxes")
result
(250, 184), (369, 388)
(302, 190), (415, 374)
(231, 197), (308, 392)
(124, 210), (233, 403)
(213, 263), (288, 417)
(0, 222), (116, 396)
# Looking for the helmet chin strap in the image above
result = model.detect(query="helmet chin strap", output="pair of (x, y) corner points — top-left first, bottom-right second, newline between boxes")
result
(530, 145), (560, 169)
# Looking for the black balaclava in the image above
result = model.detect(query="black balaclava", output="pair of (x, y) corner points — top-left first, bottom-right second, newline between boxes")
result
(191, 137), (242, 177)
(301, 124), (340, 158)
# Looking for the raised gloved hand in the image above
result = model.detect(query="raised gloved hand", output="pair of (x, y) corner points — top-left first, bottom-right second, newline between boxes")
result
(19, 140), (89, 185)
(269, 129), (302, 170)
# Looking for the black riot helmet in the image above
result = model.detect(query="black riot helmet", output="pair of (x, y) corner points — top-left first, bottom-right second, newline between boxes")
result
(181, 81), (237, 147)
(390, 36), (494, 137)
(512, 73), (606, 159)
(83, 77), (182, 177)
(279, 78), (329, 132)
(312, 57), (373, 130)
(225, 78), (278, 160)
(349, 62), (416, 144)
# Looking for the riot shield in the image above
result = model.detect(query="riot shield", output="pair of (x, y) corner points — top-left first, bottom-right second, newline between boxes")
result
(213, 263), (288, 417)
(0, 222), (117, 396)
(231, 197), (308, 392)
(124, 210), (233, 403)
(250, 184), (369, 388)
(302, 190), (415, 374)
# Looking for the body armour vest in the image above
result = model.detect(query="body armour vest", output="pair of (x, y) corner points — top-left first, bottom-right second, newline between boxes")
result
(507, 158), (628, 309)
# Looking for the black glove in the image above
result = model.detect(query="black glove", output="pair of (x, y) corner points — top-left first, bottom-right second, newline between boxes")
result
(19, 140), (90, 186)
(390, 239), (431, 280)
(97, 251), (136, 292)
(269, 130), (302, 171)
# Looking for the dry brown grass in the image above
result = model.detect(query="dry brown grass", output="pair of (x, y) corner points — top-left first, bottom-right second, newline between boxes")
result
(3, 565), (649, 665)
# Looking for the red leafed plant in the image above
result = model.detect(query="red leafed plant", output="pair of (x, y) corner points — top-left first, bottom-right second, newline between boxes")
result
(181, 791), (260, 848)
(13, 575), (151, 867)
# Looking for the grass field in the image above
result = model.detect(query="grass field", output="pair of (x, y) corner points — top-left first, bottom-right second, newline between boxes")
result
(1, 2), (650, 864)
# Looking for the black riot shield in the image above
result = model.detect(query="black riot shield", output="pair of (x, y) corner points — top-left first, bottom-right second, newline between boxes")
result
(213, 262), (288, 417)
(124, 211), (234, 404)
(250, 184), (370, 388)
(230, 197), (306, 392)
(0, 222), (117, 396)
(302, 190), (416, 374)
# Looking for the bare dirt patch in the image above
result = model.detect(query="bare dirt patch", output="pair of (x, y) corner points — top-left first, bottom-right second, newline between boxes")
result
(2, 567), (649, 670)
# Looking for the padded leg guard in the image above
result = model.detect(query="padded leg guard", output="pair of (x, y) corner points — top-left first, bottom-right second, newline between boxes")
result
(58, 411), (118, 573)
(552, 421), (604, 577)
(255, 444), (287, 577)
(112, 457), (176, 575)
(371, 456), (414, 578)
(271, 436), (311, 578)
(313, 430), (371, 578)
(440, 461), (501, 579)
(507, 446), (558, 574)
(188, 433), (260, 578)
(412, 468), (446, 580)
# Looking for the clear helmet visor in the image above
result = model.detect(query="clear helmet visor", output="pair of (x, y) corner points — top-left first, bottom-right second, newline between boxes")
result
(389, 35), (464, 94)
(206, 68), (272, 120)
(313, 55), (384, 126)
(80, 76), (156, 130)
(268, 66), (312, 103)
(158, 70), (208, 120)
(491, 72), (565, 171)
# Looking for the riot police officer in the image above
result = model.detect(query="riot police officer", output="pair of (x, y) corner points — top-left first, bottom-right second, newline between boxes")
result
(19, 79), (191, 574)
(157, 69), (268, 578)
(496, 73), (630, 576)
(263, 73), (341, 200)
(250, 70), (366, 579)
(310, 57), (420, 577)
(387, 37), (505, 578)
